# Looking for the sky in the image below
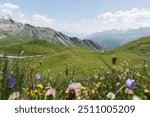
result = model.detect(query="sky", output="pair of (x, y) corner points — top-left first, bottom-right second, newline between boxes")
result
(0, 0), (150, 34)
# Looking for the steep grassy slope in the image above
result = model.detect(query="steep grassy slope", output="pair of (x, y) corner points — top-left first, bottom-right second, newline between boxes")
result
(116, 36), (150, 56)
(0, 38), (67, 55)
(0, 35), (25, 46)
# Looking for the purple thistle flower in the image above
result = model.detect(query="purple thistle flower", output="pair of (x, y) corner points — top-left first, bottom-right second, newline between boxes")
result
(8, 78), (17, 88)
(126, 79), (135, 89)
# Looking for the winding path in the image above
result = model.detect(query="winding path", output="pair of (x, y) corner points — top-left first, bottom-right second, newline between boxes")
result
(0, 54), (43, 59)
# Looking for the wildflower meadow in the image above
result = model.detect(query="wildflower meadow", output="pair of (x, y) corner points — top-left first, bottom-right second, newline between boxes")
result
(0, 52), (150, 100)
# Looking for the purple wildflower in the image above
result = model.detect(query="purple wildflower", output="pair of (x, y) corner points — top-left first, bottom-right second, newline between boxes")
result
(8, 78), (17, 88)
(47, 83), (51, 86)
(35, 73), (41, 82)
(7, 74), (17, 88)
(7, 74), (12, 79)
(126, 79), (135, 89)
(116, 82), (120, 87)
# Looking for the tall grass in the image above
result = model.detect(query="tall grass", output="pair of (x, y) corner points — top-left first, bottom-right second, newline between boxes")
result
(0, 53), (150, 100)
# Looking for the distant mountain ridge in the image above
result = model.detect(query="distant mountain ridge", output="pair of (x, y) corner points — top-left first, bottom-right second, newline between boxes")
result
(85, 28), (150, 50)
(0, 18), (102, 50)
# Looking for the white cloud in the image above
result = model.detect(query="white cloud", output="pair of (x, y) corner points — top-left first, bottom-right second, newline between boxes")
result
(15, 12), (31, 24)
(28, 8), (150, 34)
(1, 3), (150, 34)
(0, 9), (13, 17)
(57, 8), (150, 33)
(3, 3), (19, 10)
(31, 14), (55, 27)
(100, 8), (150, 30)
(0, 3), (19, 18)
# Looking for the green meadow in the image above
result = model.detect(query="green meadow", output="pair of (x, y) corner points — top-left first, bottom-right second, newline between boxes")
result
(0, 36), (150, 100)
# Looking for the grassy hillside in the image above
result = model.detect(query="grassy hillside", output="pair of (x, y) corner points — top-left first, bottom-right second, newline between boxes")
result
(116, 36), (150, 56)
(0, 35), (98, 55)
(0, 38), (67, 55)
(0, 35), (28, 46)
(0, 35), (149, 78)
(0, 36), (147, 77)
(0, 36), (150, 100)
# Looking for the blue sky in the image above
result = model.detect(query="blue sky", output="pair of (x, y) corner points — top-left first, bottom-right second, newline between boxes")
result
(0, 0), (150, 34)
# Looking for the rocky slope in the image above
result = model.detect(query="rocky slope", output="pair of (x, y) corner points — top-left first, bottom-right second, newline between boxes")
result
(0, 18), (102, 49)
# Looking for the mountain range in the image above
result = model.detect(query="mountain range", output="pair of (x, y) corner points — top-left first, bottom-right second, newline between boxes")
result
(1, 18), (150, 53)
(0, 18), (101, 50)
(85, 28), (150, 50)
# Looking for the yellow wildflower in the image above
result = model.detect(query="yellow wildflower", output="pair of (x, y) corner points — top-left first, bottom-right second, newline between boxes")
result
(34, 89), (38, 94)
(27, 89), (35, 97)
(30, 90), (35, 97)
(45, 86), (52, 90)
(42, 86), (52, 93)
(36, 83), (44, 89)
(144, 89), (150, 94)
(91, 89), (96, 95)
(43, 90), (46, 93)
(96, 82), (101, 88)
(80, 86), (86, 90)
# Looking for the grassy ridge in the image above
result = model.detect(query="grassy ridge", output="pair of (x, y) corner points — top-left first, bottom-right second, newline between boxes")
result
(0, 39), (67, 55)
(116, 36), (150, 56)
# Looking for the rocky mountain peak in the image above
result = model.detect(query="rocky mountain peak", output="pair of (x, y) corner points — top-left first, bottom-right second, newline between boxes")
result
(0, 18), (102, 49)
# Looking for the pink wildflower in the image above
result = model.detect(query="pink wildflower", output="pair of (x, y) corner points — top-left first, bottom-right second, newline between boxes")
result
(46, 89), (56, 98)
(66, 83), (81, 99)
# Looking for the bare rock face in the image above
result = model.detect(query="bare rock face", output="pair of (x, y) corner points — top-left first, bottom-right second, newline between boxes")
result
(0, 18), (102, 49)
(0, 18), (24, 34)
(82, 39), (102, 49)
